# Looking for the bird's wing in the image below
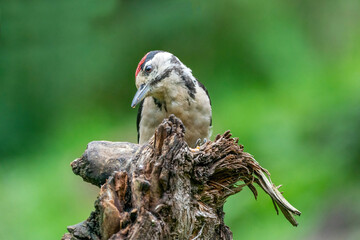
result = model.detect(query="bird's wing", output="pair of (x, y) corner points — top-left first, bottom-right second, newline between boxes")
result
(196, 79), (212, 127)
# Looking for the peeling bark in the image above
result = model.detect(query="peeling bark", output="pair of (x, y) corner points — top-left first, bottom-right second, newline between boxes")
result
(63, 115), (300, 240)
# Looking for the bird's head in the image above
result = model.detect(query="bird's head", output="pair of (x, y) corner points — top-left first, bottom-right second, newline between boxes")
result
(131, 50), (190, 108)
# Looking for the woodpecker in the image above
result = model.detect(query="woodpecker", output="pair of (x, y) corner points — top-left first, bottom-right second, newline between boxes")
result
(131, 51), (212, 147)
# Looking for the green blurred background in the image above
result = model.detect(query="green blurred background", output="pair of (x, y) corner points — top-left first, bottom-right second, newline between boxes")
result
(1, 0), (360, 239)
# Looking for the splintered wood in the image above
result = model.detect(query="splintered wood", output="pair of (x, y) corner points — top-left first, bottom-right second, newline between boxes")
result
(63, 115), (300, 240)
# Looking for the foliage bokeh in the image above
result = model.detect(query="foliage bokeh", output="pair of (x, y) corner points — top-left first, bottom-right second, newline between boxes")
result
(1, 0), (360, 239)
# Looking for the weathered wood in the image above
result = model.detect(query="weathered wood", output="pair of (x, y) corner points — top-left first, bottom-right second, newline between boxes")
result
(71, 141), (139, 187)
(63, 115), (300, 240)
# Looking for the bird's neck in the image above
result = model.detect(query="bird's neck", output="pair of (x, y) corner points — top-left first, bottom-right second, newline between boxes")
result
(151, 76), (191, 108)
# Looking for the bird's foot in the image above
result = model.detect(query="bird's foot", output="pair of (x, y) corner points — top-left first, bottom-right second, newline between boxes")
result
(194, 138), (208, 148)
(194, 139), (201, 148)
(190, 138), (206, 152)
(190, 147), (200, 153)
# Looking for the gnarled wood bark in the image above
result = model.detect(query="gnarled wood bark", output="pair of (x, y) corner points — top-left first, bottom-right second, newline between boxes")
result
(62, 115), (300, 240)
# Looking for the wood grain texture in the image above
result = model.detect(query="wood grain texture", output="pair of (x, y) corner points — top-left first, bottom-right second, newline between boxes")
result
(63, 115), (300, 240)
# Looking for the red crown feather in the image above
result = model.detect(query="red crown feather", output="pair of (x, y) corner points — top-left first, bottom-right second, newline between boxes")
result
(135, 52), (149, 78)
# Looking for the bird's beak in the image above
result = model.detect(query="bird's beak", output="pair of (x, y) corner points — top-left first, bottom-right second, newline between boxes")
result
(131, 83), (150, 108)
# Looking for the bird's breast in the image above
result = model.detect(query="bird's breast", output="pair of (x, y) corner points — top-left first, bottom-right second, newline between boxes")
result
(138, 85), (211, 147)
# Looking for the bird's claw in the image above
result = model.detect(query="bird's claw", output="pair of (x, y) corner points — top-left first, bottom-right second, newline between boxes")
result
(194, 139), (202, 148)
(194, 138), (208, 148)
(190, 138), (208, 152)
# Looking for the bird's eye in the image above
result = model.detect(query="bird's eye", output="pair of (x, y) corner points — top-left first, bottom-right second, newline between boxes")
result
(145, 65), (153, 73)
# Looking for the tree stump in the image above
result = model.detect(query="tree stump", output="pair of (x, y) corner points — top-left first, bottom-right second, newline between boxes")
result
(62, 115), (300, 240)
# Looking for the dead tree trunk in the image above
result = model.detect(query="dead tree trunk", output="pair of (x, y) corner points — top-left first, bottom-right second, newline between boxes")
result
(62, 115), (300, 240)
